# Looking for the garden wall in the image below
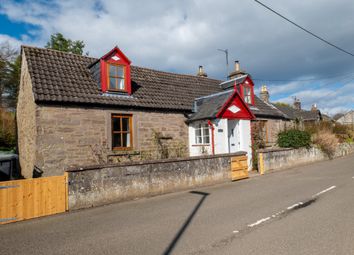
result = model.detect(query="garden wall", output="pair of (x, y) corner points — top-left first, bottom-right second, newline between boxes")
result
(258, 143), (354, 173)
(66, 152), (246, 210)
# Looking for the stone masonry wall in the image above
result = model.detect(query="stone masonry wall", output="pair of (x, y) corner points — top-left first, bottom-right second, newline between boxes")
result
(66, 152), (246, 210)
(17, 53), (37, 178)
(258, 143), (354, 173)
(35, 105), (189, 176)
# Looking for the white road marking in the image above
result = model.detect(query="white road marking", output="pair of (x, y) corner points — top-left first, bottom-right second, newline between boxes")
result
(287, 202), (303, 210)
(352, 176), (354, 179)
(234, 185), (338, 234)
(312, 185), (336, 197)
(248, 217), (271, 227)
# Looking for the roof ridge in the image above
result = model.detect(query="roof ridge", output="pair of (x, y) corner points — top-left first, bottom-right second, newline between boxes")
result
(22, 45), (223, 83)
(131, 65), (222, 82)
(21, 45), (96, 60)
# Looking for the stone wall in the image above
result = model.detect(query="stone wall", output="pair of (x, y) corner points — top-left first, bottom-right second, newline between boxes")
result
(66, 152), (246, 210)
(252, 119), (292, 146)
(258, 143), (354, 173)
(35, 105), (189, 176)
(16, 53), (37, 178)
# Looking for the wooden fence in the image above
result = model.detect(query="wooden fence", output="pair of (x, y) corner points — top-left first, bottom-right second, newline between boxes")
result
(231, 155), (249, 181)
(0, 174), (68, 224)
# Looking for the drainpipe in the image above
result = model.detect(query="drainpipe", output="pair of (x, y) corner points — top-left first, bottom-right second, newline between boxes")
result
(208, 120), (215, 155)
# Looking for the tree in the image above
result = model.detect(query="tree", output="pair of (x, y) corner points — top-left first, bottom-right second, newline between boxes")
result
(45, 33), (85, 55)
(0, 41), (19, 102)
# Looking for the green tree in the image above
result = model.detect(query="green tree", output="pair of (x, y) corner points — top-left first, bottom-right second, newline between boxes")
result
(45, 33), (85, 55)
(0, 41), (19, 103)
(6, 55), (21, 101)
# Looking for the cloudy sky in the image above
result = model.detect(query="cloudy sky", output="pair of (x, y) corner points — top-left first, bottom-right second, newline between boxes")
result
(1, 0), (354, 115)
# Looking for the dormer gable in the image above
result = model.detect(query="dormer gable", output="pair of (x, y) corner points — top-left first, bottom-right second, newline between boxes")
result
(219, 75), (255, 106)
(99, 46), (132, 95)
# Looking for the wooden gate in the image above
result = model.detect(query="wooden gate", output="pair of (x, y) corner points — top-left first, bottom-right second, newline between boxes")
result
(231, 155), (249, 181)
(0, 174), (68, 224)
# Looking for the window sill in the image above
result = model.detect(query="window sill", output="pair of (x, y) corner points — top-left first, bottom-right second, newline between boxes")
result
(108, 150), (140, 157)
(191, 144), (211, 147)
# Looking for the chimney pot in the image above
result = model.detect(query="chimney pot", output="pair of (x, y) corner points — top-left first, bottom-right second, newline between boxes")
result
(197, 65), (207, 77)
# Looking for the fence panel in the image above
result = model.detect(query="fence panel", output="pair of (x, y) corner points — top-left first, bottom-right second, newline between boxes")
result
(0, 175), (67, 224)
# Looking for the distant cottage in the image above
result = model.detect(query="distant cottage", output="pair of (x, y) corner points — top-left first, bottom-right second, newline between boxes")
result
(17, 46), (288, 178)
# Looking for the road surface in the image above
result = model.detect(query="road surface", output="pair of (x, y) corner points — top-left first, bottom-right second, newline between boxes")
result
(1, 155), (354, 255)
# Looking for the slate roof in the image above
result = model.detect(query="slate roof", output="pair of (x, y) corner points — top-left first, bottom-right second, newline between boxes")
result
(22, 46), (287, 119)
(23, 46), (221, 111)
(274, 104), (321, 121)
(188, 90), (233, 121)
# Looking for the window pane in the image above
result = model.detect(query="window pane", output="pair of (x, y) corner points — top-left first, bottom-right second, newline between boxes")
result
(117, 66), (124, 77)
(118, 78), (125, 90)
(122, 133), (130, 147)
(109, 77), (117, 90)
(109, 65), (116, 76)
(203, 126), (210, 137)
(122, 117), (130, 131)
(204, 135), (210, 144)
(196, 136), (202, 144)
(112, 134), (122, 148)
(195, 128), (202, 137)
(112, 117), (121, 131)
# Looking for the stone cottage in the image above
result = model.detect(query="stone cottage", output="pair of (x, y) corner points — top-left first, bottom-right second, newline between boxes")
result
(17, 46), (287, 178)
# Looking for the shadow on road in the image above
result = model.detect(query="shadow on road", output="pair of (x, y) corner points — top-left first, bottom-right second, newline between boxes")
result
(162, 191), (209, 255)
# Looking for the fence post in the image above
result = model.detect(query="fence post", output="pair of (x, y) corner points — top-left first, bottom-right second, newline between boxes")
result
(258, 152), (265, 175)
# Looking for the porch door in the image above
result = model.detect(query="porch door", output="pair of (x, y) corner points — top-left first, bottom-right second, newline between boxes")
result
(228, 119), (240, 153)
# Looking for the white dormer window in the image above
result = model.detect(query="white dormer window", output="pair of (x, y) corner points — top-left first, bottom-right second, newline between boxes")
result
(244, 86), (251, 104)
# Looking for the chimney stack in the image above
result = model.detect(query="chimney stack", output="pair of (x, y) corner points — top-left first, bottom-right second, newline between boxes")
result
(293, 97), (301, 110)
(260, 85), (270, 103)
(311, 104), (318, 112)
(197, 65), (208, 77)
(235, 60), (240, 72)
(228, 60), (247, 80)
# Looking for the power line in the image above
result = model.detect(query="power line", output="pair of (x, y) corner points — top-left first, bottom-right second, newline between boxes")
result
(253, 72), (354, 82)
(254, 0), (354, 57)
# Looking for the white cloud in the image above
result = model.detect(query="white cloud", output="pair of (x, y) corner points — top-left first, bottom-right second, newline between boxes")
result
(1, 0), (354, 114)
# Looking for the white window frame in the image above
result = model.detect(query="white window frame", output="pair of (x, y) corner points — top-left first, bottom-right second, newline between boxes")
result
(244, 86), (251, 104)
(194, 123), (210, 145)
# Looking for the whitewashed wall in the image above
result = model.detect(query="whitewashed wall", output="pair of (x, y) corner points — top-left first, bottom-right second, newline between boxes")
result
(239, 120), (252, 169)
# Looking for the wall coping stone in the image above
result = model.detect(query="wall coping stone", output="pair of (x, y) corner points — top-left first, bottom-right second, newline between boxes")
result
(66, 151), (247, 172)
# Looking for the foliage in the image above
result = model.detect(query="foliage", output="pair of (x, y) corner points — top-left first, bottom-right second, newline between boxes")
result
(0, 108), (16, 150)
(274, 102), (291, 107)
(251, 122), (266, 170)
(345, 137), (354, 144)
(45, 33), (86, 55)
(277, 129), (311, 149)
(312, 129), (338, 158)
(0, 41), (20, 102)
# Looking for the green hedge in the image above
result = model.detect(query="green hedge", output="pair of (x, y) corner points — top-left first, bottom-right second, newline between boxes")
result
(277, 129), (311, 149)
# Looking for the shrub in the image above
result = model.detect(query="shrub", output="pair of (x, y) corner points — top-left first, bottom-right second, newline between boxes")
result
(313, 129), (338, 158)
(277, 129), (311, 149)
(0, 109), (16, 150)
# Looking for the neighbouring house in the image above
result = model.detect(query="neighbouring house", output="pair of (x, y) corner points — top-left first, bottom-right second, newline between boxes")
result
(17, 46), (289, 178)
(336, 110), (354, 126)
(273, 97), (322, 124)
(258, 85), (322, 129)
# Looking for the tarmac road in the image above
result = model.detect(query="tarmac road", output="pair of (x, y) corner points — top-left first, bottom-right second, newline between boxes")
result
(1, 155), (354, 255)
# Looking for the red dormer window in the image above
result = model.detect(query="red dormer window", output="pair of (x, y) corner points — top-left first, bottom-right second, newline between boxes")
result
(100, 47), (132, 94)
(240, 77), (255, 105)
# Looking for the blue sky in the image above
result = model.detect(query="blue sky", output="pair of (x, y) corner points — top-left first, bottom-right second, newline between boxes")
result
(1, 0), (354, 115)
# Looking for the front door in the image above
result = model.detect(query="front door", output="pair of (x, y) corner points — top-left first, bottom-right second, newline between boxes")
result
(228, 120), (240, 153)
